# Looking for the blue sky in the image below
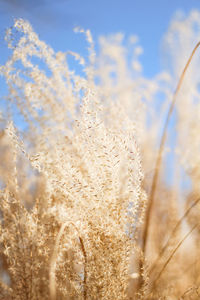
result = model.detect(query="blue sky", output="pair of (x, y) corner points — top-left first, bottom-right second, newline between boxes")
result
(0, 0), (200, 77)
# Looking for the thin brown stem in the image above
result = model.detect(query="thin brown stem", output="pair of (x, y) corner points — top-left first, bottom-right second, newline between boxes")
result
(139, 40), (200, 293)
(149, 197), (200, 274)
(180, 285), (200, 299)
(142, 41), (200, 257)
(79, 237), (87, 300)
(49, 222), (69, 300)
(151, 224), (197, 291)
(49, 222), (87, 300)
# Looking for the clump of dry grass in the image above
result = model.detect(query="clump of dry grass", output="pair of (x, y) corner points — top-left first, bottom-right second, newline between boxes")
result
(0, 19), (146, 300)
(1, 10), (200, 300)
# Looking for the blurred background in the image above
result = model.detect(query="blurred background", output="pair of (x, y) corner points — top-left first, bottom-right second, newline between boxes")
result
(0, 0), (200, 77)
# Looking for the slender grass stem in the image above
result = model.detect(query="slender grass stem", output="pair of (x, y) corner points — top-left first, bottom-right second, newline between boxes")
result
(49, 222), (69, 300)
(79, 237), (87, 300)
(151, 224), (198, 290)
(142, 41), (200, 257)
(139, 40), (200, 292)
(149, 197), (200, 275)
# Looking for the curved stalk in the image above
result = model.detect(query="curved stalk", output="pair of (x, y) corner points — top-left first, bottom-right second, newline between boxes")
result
(139, 41), (200, 291)
(142, 41), (200, 256)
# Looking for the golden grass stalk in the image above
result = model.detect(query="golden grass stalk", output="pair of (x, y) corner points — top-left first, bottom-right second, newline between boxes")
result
(49, 222), (70, 300)
(142, 41), (200, 257)
(149, 196), (200, 275)
(151, 223), (198, 291)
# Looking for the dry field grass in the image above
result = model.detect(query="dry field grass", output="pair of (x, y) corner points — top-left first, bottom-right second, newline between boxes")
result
(1, 11), (200, 299)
